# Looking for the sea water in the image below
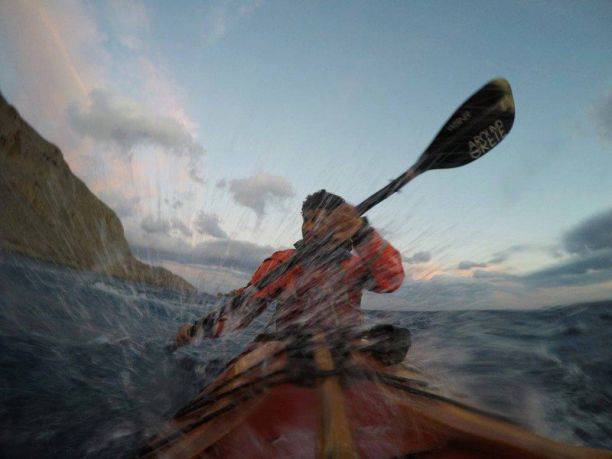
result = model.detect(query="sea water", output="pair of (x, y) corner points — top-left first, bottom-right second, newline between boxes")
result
(0, 253), (610, 457)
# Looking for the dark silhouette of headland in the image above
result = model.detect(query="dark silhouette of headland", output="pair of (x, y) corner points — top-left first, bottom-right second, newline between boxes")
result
(0, 92), (195, 294)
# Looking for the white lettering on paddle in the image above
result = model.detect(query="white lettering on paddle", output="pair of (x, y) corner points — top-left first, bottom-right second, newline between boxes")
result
(468, 119), (505, 159)
(446, 111), (471, 132)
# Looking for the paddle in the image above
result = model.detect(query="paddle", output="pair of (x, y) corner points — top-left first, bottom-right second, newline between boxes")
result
(356, 78), (515, 214)
(182, 78), (516, 342)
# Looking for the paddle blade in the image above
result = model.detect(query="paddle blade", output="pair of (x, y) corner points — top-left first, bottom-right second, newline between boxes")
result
(415, 78), (515, 173)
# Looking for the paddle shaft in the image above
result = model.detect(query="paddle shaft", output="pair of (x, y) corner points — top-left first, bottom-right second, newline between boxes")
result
(356, 167), (418, 215)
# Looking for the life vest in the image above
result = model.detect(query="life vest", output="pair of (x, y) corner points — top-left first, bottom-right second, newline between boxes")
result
(241, 230), (404, 331)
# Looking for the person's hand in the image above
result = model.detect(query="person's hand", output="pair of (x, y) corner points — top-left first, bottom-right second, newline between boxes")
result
(175, 323), (194, 348)
(324, 203), (364, 245)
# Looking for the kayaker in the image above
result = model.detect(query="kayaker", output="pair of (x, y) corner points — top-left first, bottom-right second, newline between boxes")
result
(175, 190), (405, 346)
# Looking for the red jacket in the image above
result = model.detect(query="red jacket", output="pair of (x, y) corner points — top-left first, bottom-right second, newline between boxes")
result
(231, 229), (404, 332)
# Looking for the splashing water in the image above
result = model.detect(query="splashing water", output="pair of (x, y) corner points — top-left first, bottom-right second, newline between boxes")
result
(0, 253), (610, 457)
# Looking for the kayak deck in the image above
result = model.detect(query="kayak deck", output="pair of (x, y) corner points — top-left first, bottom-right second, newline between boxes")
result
(140, 331), (611, 458)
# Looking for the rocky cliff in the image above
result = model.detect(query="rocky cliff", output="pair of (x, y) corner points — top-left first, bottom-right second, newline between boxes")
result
(0, 92), (195, 293)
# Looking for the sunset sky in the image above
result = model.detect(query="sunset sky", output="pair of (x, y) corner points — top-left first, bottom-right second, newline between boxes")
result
(1, 0), (610, 309)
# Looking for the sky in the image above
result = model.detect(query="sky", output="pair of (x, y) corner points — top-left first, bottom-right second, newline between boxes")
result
(0, 0), (611, 309)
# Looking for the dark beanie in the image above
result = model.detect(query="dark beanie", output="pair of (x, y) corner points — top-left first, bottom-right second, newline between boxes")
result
(301, 189), (345, 213)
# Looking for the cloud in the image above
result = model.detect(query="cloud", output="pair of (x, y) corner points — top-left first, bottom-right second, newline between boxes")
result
(392, 209), (612, 309)
(171, 219), (193, 238)
(458, 260), (488, 270)
(140, 216), (192, 237)
(457, 245), (532, 271)
(194, 212), (228, 239)
(476, 208), (612, 292)
(202, 0), (264, 45)
(132, 238), (275, 273)
(106, 0), (150, 51)
(502, 209), (612, 288)
(473, 210), (612, 288)
(0, 1), (103, 135)
(471, 270), (514, 281)
(563, 207), (612, 255)
(404, 251), (431, 264)
(129, 206), (612, 309)
(68, 89), (205, 183)
(0, 0), (211, 271)
(372, 259), (612, 310)
(223, 172), (295, 218)
(592, 88), (612, 144)
(140, 216), (171, 235)
(524, 249), (612, 288)
(238, 0), (264, 15)
(515, 207), (612, 287)
(488, 245), (530, 264)
(0, 0), (204, 193)
(164, 196), (184, 210)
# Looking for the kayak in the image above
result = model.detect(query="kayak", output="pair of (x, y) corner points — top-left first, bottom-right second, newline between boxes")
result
(140, 327), (610, 458)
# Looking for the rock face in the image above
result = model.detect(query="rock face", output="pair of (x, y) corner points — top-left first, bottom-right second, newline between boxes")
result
(0, 92), (195, 293)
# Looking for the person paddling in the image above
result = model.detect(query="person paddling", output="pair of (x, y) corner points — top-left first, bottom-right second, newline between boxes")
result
(174, 78), (517, 348)
(175, 190), (404, 347)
